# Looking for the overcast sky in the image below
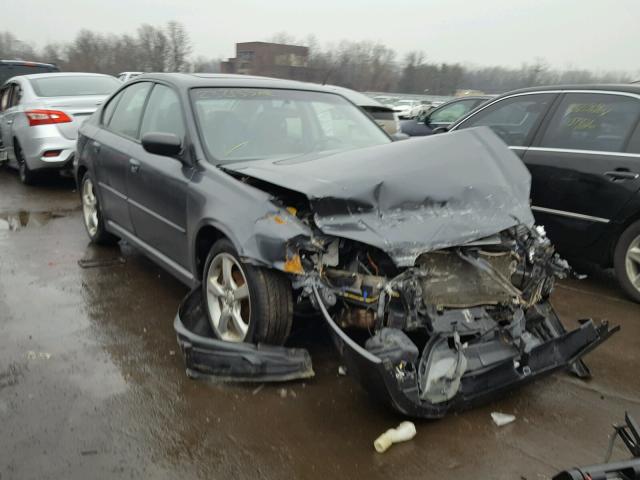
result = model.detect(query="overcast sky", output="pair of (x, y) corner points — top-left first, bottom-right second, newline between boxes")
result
(4, 0), (639, 72)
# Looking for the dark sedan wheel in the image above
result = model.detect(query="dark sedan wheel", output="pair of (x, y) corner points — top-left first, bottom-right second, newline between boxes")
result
(202, 239), (293, 344)
(80, 174), (118, 245)
(15, 142), (36, 185)
(614, 220), (640, 303)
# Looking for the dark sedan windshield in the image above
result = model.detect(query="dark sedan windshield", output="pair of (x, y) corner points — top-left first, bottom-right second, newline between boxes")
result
(191, 88), (390, 163)
(30, 75), (120, 97)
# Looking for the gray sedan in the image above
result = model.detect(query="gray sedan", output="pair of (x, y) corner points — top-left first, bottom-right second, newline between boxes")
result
(0, 72), (120, 184)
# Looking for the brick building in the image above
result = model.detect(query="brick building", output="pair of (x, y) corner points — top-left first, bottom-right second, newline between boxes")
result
(221, 42), (310, 81)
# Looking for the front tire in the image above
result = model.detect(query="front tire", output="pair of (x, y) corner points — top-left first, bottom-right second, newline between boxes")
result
(80, 173), (118, 245)
(202, 239), (293, 344)
(613, 219), (640, 303)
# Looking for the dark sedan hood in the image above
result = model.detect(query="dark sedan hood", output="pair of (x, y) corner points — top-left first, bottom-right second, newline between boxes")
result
(224, 127), (534, 266)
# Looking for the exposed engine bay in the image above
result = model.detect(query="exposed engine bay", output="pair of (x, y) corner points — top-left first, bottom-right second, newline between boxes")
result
(276, 206), (614, 416)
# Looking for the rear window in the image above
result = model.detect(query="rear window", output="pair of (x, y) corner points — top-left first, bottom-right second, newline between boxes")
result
(30, 76), (120, 97)
(0, 63), (59, 86)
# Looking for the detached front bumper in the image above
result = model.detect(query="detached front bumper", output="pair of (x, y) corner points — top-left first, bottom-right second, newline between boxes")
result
(313, 286), (618, 418)
(175, 289), (314, 382)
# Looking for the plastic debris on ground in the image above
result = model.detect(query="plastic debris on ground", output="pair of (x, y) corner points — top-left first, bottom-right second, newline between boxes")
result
(491, 412), (516, 427)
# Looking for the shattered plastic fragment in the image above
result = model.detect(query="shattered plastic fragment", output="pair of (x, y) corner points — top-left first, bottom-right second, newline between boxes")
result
(374, 421), (417, 453)
(491, 412), (516, 427)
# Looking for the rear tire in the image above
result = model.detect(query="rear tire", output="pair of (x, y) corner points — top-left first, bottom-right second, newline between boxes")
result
(15, 141), (37, 185)
(202, 238), (293, 345)
(613, 219), (640, 303)
(80, 173), (118, 245)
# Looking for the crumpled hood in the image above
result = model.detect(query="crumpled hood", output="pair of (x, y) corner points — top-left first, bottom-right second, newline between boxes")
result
(224, 127), (535, 266)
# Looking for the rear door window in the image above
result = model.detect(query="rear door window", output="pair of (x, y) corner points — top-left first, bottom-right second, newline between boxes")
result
(107, 82), (152, 139)
(457, 93), (554, 146)
(539, 93), (640, 153)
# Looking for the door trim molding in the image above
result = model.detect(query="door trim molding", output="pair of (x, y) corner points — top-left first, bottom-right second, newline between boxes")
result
(128, 197), (186, 234)
(531, 205), (610, 224)
(98, 181), (127, 200)
(98, 181), (186, 234)
(522, 146), (640, 158)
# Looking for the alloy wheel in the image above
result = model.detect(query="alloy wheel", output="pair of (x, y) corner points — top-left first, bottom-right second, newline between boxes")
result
(82, 178), (99, 237)
(205, 252), (251, 342)
(625, 234), (640, 294)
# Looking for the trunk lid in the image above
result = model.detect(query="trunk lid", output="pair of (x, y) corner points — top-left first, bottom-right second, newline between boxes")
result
(33, 95), (107, 140)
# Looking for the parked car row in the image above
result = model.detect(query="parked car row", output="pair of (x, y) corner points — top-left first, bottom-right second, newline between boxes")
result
(399, 95), (492, 136)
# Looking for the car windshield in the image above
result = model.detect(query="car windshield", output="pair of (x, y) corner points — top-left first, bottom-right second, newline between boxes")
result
(30, 75), (120, 97)
(191, 88), (390, 163)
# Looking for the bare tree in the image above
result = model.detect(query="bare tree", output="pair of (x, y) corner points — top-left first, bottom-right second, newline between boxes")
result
(0, 31), (36, 59)
(190, 55), (222, 73)
(0, 27), (634, 93)
(269, 32), (297, 45)
(165, 21), (192, 72)
(137, 24), (168, 72)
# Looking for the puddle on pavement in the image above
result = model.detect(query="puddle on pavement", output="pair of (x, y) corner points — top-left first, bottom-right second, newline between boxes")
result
(0, 211), (65, 232)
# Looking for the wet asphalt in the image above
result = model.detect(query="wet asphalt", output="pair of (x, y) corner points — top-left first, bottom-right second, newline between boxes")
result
(0, 167), (639, 480)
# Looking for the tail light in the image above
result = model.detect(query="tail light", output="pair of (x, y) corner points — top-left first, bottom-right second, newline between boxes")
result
(25, 109), (72, 127)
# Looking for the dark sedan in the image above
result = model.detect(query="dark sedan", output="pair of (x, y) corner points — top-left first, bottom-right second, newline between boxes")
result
(448, 84), (640, 302)
(75, 73), (613, 417)
(400, 95), (491, 136)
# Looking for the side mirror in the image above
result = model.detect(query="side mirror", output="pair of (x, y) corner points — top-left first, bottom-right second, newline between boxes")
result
(431, 126), (449, 134)
(141, 132), (182, 158)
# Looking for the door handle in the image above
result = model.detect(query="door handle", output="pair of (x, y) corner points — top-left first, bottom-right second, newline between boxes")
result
(6, 120), (12, 125)
(604, 170), (639, 181)
(129, 158), (141, 174)
(92, 141), (101, 153)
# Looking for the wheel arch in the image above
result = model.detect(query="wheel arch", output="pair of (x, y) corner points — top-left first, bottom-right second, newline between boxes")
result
(76, 165), (88, 189)
(606, 211), (640, 267)
(193, 221), (241, 280)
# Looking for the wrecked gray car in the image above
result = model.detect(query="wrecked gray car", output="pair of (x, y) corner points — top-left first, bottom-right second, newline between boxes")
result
(76, 74), (616, 417)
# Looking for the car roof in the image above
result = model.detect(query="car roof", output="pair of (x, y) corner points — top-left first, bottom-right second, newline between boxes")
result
(494, 84), (640, 97)
(0, 59), (57, 68)
(322, 84), (385, 108)
(442, 95), (493, 103)
(16, 72), (115, 81)
(135, 73), (344, 94)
